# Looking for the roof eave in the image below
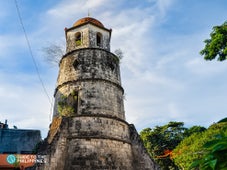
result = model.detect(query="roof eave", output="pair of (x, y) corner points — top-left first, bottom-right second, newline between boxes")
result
(65, 22), (111, 33)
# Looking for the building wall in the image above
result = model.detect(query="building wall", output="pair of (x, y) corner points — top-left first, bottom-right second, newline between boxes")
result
(65, 138), (133, 170)
(57, 48), (121, 86)
(38, 117), (159, 170)
(39, 19), (160, 170)
(66, 24), (110, 52)
(129, 124), (160, 170)
(0, 129), (41, 154)
(53, 49), (124, 119)
(67, 116), (130, 141)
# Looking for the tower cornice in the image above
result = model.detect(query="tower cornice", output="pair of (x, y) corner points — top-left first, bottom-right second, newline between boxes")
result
(59, 47), (119, 66)
(54, 78), (124, 97)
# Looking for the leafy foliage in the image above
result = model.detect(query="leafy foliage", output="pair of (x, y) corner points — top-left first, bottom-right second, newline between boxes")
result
(57, 91), (78, 116)
(190, 118), (227, 170)
(217, 117), (227, 123)
(184, 125), (207, 137)
(58, 103), (74, 117)
(76, 40), (82, 46)
(190, 134), (227, 170)
(140, 121), (187, 170)
(172, 121), (227, 170)
(200, 21), (227, 61)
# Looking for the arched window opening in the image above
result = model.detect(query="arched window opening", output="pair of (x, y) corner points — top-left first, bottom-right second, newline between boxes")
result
(73, 59), (80, 70)
(75, 32), (82, 46)
(96, 32), (102, 47)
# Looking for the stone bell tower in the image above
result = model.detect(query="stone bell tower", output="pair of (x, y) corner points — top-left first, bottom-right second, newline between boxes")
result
(39, 17), (159, 170)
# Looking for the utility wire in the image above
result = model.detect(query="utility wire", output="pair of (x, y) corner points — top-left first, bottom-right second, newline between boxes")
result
(14, 0), (53, 108)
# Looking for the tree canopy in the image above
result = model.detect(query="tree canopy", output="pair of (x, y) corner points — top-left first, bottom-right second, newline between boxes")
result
(190, 133), (227, 170)
(140, 121), (187, 170)
(172, 121), (227, 170)
(184, 125), (206, 137)
(140, 119), (226, 169)
(200, 21), (227, 61)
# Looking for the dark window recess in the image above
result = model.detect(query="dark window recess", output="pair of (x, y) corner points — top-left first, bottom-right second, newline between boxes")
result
(73, 59), (80, 69)
(96, 33), (102, 47)
(75, 32), (82, 46)
(108, 61), (115, 71)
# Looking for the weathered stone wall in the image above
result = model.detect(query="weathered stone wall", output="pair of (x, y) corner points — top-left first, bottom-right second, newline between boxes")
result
(66, 24), (110, 52)
(54, 81), (125, 119)
(0, 129), (41, 154)
(40, 119), (68, 170)
(53, 49), (124, 119)
(40, 19), (160, 169)
(66, 138), (133, 170)
(68, 116), (130, 142)
(88, 25), (110, 50)
(58, 49), (121, 86)
(129, 124), (160, 170)
(38, 117), (141, 170)
(38, 117), (159, 170)
(66, 26), (89, 52)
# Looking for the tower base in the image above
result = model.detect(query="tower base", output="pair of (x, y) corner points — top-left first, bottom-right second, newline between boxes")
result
(36, 117), (159, 170)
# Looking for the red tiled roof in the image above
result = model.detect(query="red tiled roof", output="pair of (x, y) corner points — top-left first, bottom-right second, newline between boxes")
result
(73, 17), (104, 28)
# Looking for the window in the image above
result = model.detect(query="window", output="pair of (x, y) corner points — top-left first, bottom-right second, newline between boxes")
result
(73, 59), (80, 70)
(96, 32), (102, 47)
(75, 32), (82, 46)
(108, 60), (115, 71)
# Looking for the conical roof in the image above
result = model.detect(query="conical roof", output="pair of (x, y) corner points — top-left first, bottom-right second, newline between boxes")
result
(73, 17), (104, 28)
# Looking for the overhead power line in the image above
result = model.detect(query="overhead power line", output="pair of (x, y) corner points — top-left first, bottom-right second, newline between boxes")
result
(14, 0), (53, 107)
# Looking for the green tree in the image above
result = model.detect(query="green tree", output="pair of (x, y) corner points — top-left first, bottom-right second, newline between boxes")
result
(218, 117), (227, 123)
(140, 121), (187, 170)
(190, 133), (227, 170)
(200, 21), (227, 61)
(172, 120), (227, 170)
(184, 125), (206, 137)
(190, 118), (227, 170)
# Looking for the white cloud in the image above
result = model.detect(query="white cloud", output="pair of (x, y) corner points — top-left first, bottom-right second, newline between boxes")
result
(168, 102), (181, 119)
(156, 0), (176, 16)
(47, 0), (84, 18)
(0, 72), (54, 138)
(85, 0), (108, 9)
(1, 0), (226, 137)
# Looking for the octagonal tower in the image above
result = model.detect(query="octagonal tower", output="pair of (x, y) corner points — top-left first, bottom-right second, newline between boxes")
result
(39, 17), (159, 170)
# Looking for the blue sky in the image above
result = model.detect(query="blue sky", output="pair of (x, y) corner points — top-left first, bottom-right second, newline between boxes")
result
(0, 0), (227, 138)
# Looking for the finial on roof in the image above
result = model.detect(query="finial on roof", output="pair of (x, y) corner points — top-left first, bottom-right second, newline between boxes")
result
(88, 9), (91, 17)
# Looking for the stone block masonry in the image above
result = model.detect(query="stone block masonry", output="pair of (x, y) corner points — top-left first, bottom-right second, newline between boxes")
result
(37, 17), (159, 170)
(37, 117), (159, 170)
(53, 48), (124, 120)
